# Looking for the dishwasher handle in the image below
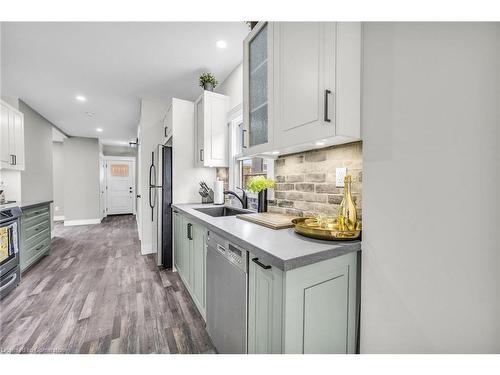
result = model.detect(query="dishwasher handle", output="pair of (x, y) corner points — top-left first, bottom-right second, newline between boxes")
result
(251, 257), (271, 270)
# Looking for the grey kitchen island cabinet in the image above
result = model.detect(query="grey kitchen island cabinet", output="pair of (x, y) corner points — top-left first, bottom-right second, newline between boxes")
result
(20, 202), (51, 272)
(248, 250), (359, 354)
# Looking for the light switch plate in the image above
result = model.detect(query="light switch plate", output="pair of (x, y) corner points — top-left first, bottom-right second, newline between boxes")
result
(336, 168), (347, 188)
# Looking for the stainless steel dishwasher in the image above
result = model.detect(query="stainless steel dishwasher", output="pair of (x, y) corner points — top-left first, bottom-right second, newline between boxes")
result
(206, 230), (248, 354)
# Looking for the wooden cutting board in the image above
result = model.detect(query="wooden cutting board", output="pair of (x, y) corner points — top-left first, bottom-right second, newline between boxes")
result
(236, 212), (297, 230)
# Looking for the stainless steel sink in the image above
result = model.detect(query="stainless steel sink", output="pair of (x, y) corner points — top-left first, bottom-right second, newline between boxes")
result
(195, 206), (252, 217)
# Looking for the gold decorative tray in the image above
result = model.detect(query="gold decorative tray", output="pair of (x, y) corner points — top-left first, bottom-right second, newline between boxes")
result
(292, 217), (361, 241)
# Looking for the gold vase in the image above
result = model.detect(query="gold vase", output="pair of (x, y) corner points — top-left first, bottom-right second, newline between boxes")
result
(338, 175), (357, 231)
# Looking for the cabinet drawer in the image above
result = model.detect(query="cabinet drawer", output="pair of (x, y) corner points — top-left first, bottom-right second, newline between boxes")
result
(22, 237), (51, 272)
(24, 227), (51, 251)
(23, 219), (50, 241)
(22, 205), (50, 221)
(21, 211), (50, 228)
(27, 236), (51, 254)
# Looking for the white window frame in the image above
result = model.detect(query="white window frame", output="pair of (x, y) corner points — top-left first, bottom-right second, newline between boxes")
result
(228, 109), (274, 200)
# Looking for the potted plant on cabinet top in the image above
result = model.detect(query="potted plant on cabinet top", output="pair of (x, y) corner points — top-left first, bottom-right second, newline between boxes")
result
(199, 72), (218, 92)
(246, 176), (275, 213)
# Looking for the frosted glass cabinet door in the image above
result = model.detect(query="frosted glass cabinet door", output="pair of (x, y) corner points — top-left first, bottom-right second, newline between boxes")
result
(249, 23), (268, 147)
(243, 22), (273, 153)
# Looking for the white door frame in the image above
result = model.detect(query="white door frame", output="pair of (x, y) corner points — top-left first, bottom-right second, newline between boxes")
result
(104, 156), (136, 215)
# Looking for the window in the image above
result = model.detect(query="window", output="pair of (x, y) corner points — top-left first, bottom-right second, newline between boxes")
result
(241, 158), (268, 188)
(228, 112), (274, 197)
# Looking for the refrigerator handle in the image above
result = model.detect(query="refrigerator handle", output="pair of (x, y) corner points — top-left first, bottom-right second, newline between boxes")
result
(149, 151), (155, 221)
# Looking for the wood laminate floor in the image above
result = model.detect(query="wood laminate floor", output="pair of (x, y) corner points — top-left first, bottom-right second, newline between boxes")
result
(0, 215), (215, 354)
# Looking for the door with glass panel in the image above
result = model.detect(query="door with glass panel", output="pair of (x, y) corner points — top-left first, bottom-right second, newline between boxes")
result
(106, 159), (135, 215)
(243, 22), (274, 155)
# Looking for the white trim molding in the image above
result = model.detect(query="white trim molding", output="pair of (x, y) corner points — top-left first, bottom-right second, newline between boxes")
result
(53, 215), (65, 221)
(64, 218), (102, 226)
(140, 242), (155, 255)
(103, 155), (136, 162)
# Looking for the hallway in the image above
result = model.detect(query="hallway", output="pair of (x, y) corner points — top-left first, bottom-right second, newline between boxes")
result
(0, 215), (215, 354)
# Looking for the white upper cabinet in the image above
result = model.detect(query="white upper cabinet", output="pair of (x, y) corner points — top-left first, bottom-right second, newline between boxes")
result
(163, 105), (173, 143)
(243, 22), (361, 156)
(194, 91), (229, 167)
(0, 100), (25, 171)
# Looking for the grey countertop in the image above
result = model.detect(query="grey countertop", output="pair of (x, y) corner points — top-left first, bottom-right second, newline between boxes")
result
(0, 200), (52, 210)
(19, 200), (53, 210)
(172, 203), (361, 271)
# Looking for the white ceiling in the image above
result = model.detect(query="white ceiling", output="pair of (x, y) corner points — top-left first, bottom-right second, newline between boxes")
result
(1, 22), (249, 144)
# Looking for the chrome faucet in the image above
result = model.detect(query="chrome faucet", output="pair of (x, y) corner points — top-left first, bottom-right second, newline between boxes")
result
(224, 187), (248, 209)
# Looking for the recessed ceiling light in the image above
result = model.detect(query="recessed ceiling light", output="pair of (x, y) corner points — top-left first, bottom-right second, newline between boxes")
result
(272, 151), (280, 155)
(315, 141), (325, 146)
(96, 128), (103, 133)
(216, 40), (227, 49)
(75, 95), (86, 102)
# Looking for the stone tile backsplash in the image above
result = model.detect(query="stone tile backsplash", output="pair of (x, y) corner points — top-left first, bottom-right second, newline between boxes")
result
(268, 141), (362, 219)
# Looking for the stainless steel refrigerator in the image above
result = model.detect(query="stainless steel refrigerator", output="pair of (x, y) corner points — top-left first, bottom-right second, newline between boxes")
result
(149, 144), (173, 268)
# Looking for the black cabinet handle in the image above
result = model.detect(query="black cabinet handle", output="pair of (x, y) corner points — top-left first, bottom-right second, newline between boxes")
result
(165, 127), (168, 138)
(252, 257), (271, 270)
(187, 223), (193, 240)
(242, 129), (247, 149)
(10, 154), (15, 165)
(200, 149), (204, 162)
(14, 155), (17, 165)
(324, 89), (332, 123)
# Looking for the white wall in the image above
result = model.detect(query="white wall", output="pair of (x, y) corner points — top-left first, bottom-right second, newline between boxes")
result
(0, 169), (21, 202)
(137, 99), (168, 254)
(361, 23), (500, 353)
(215, 63), (243, 114)
(19, 100), (54, 203)
(52, 142), (64, 219)
(171, 98), (215, 204)
(102, 144), (137, 157)
(63, 137), (100, 223)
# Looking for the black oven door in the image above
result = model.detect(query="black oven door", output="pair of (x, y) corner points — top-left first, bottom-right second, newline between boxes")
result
(0, 220), (19, 276)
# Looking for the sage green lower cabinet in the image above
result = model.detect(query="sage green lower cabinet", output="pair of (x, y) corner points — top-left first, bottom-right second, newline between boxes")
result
(190, 223), (207, 319)
(173, 211), (186, 277)
(248, 258), (284, 354)
(173, 211), (207, 320)
(20, 203), (51, 273)
(248, 251), (358, 354)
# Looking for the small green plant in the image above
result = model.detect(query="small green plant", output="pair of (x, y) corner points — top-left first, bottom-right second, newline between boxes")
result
(246, 176), (275, 193)
(199, 72), (218, 88)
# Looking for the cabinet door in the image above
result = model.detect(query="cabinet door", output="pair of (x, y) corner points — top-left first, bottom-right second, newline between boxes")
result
(11, 110), (24, 170)
(190, 223), (207, 318)
(173, 212), (183, 273)
(163, 105), (173, 142)
(273, 22), (336, 148)
(183, 219), (192, 289)
(248, 256), (283, 354)
(0, 102), (10, 166)
(175, 214), (191, 287)
(243, 22), (274, 155)
(204, 92), (228, 167)
(194, 95), (204, 166)
(283, 252), (358, 354)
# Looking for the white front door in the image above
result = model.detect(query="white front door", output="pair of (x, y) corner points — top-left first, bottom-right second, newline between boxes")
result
(106, 159), (135, 215)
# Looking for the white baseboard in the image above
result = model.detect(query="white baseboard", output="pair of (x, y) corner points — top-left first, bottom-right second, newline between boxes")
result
(136, 216), (142, 241)
(54, 215), (65, 221)
(64, 218), (102, 226)
(140, 243), (155, 255)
